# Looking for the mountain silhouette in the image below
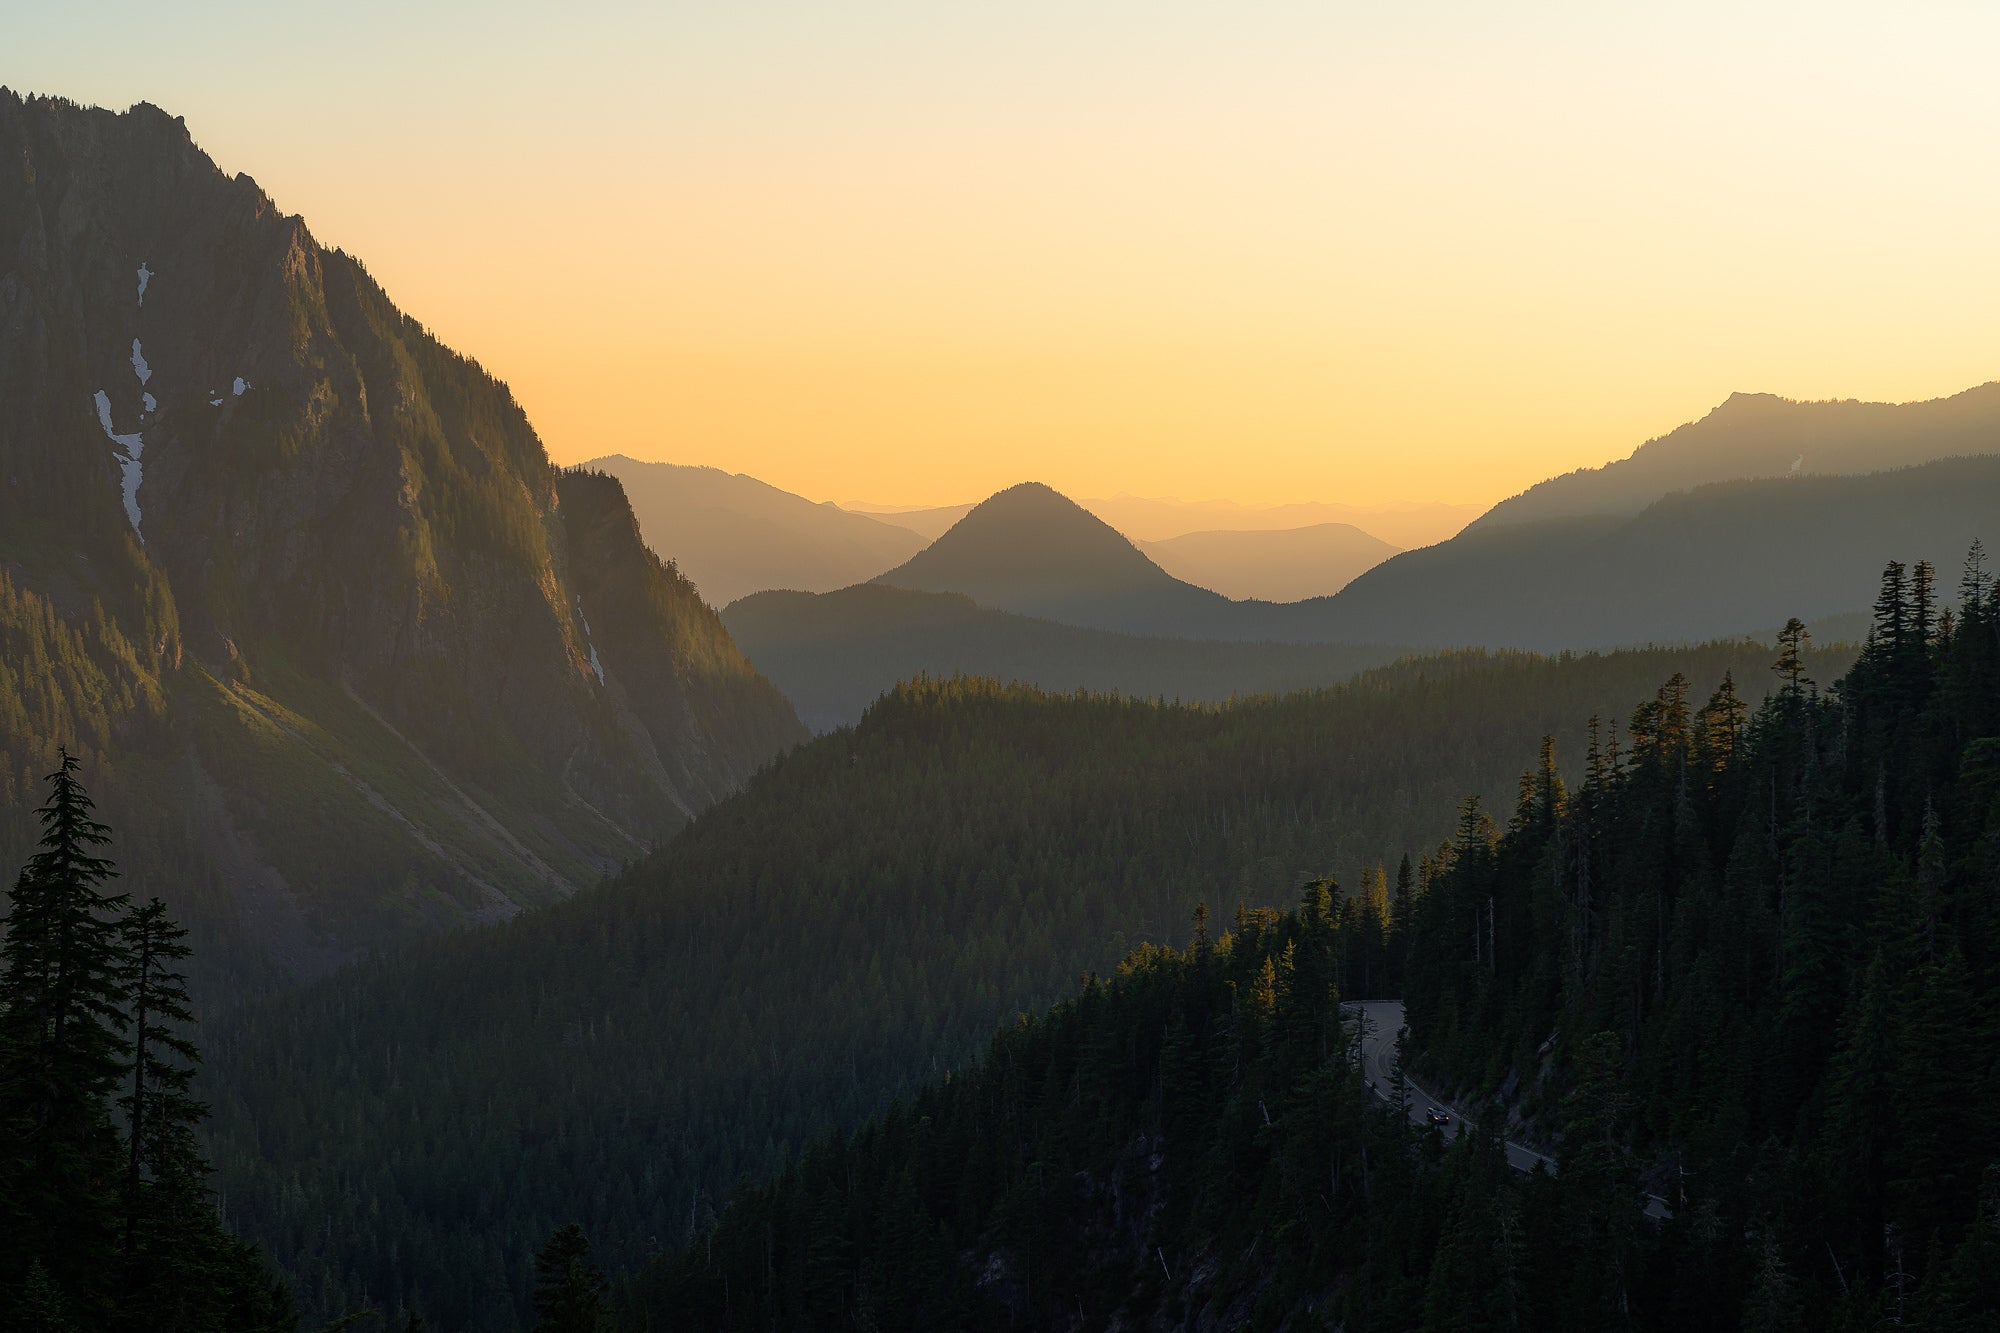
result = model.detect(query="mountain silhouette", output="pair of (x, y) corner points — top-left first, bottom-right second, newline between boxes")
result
(872, 482), (1254, 638)
(585, 455), (926, 606)
(1473, 383), (2000, 530)
(1296, 456), (2000, 649)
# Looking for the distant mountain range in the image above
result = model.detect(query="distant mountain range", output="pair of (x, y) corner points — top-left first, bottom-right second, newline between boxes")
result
(1076, 494), (1479, 549)
(847, 493), (1481, 548)
(0, 94), (803, 976)
(741, 447), (1998, 704)
(1473, 382), (2000, 530)
(584, 455), (926, 606)
(601, 480), (1424, 605)
(722, 583), (1407, 731)
(1312, 456), (2000, 648)
(1136, 522), (1398, 602)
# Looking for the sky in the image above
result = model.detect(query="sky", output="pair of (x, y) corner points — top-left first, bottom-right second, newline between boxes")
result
(8, 1), (1999, 507)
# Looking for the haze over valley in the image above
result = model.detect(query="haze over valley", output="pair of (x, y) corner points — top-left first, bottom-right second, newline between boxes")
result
(5, 5), (2000, 1329)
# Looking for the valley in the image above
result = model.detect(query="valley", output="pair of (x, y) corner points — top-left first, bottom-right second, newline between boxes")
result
(4, 31), (2000, 1332)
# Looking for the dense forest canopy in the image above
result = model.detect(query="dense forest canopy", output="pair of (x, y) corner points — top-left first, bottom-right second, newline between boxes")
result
(640, 551), (2000, 1331)
(203, 639), (1849, 1328)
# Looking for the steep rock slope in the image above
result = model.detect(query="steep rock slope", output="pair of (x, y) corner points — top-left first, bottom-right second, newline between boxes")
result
(584, 454), (926, 606)
(0, 93), (803, 972)
(1472, 383), (2000, 531)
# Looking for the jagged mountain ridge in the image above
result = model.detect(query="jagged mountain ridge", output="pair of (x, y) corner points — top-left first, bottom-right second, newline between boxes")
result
(0, 92), (804, 973)
(1471, 382), (2000, 531)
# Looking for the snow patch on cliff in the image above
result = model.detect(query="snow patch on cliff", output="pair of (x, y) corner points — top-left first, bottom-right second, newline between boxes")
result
(577, 600), (605, 685)
(142, 392), (157, 413)
(93, 390), (146, 541)
(131, 340), (151, 386)
(137, 263), (152, 306)
(232, 376), (250, 396)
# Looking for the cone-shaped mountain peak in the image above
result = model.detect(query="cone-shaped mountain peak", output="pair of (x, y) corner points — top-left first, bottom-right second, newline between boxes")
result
(874, 481), (1241, 637)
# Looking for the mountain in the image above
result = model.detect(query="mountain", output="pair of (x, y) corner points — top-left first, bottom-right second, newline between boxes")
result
(842, 500), (977, 541)
(582, 455), (926, 606)
(836, 463), (1996, 657)
(1291, 457), (2000, 650)
(872, 482), (1255, 638)
(848, 494), (1480, 549)
(0, 93), (804, 976)
(722, 583), (1408, 731)
(1472, 382), (2000, 531)
(1137, 521), (1399, 601)
(1082, 493), (1480, 548)
(210, 639), (1854, 1327)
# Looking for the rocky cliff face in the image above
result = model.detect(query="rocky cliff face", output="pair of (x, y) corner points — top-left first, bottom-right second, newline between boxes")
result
(0, 92), (805, 974)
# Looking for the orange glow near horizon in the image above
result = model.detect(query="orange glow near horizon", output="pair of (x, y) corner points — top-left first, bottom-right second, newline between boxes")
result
(10, 2), (1999, 507)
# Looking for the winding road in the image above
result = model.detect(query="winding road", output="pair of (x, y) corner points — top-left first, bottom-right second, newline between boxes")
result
(1349, 1000), (1672, 1221)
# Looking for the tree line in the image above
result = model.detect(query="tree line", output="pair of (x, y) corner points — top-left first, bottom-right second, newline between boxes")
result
(632, 549), (2000, 1330)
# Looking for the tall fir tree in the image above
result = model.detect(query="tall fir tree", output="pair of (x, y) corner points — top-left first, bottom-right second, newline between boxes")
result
(531, 1224), (606, 1332)
(118, 897), (216, 1327)
(0, 750), (131, 1318)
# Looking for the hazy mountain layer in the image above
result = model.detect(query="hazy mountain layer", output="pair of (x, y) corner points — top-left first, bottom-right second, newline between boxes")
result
(844, 500), (977, 541)
(1083, 493), (1480, 548)
(1309, 458), (2000, 649)
(1472, 382), (2000, 531)
(852, 494), (1479, 548)
(850, 462), (1997, 654)
(722, 583), (1408, 731)
(1138, 520), (1399, 601)
(584, 454), (926, 606)
(0, 93), (803, 975)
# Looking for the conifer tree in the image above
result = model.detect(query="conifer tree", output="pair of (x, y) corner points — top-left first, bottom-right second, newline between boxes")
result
(0, 750), (131, 1313)
(119, 897), (213, 1318)
(1773, 618), (1812, 698)
(531, 1224), (606, 1332)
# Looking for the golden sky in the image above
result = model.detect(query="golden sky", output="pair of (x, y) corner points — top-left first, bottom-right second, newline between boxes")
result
(13, 2), (2000, 506)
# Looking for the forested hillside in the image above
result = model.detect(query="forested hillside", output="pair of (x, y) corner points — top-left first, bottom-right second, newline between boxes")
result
(641, 552), (2000, 1331)
(1399, 550), (2000, 1324)
(208, 639), (1848, 1328)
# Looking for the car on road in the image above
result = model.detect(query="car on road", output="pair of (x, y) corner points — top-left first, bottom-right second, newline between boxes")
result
(1425, 1106), (1452, 1127)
